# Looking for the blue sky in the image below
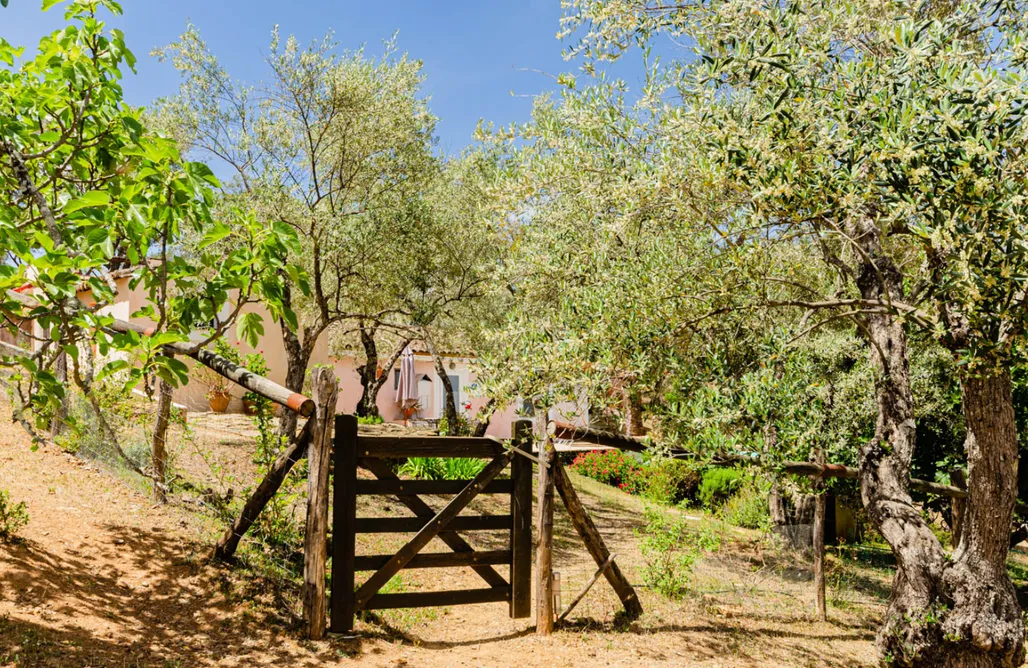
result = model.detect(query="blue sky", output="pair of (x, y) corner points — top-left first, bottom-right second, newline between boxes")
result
(1, 0), (679, 156)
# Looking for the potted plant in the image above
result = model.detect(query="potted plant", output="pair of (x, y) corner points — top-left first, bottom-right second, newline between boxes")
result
(193, 338), (242, 413)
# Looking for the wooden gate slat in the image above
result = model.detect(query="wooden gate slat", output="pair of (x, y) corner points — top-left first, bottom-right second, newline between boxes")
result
(355, 515), (509, 533)
(364, 587), (511, 610)
(358, 436), (505, 458)
(359, 458), (509, 589)
(353, 452), (514, 611)
(509, 419), (533, 619)
(356, 479), (513, 495)
(330, 415), (358, 634)
(354, 549), (511, 571)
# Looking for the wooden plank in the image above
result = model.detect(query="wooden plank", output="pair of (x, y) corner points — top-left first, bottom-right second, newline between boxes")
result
(353, 452), (514, 611)
(355, 515), (511, 533)
(302, 368), (338, 640)
(359, 458), (509, 589)
(213, 418), (314, 562)
(510, 419), (533, 619)
(354, 550), (511, 571)
(536, 420), (556, 635)
(357, 436), (505, 459)
(330, 414), (358, 634)
(356, 479), (513, 496)
(553, 459), (643, 619)
(364, 587), (511, 610)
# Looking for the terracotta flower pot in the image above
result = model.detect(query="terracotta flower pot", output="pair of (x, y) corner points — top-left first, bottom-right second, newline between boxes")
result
(243, 399), (257, 415)
(208, 392), (231, 413)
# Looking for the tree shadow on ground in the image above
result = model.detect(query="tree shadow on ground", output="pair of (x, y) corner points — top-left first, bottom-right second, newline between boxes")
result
(0, 526), (350, 667)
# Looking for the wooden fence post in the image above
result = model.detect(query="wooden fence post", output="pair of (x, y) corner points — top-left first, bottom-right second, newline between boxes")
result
(303, 368), (338, 640)
(812, 449), (827, 622)
(510, 419), (533, 619)
(535, 416), (555, 635)
(331, 414), (358, 633)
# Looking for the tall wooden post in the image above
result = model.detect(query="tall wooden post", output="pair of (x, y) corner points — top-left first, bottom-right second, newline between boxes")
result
(812, 450), (827, 622)
(331, 414), (358, 633)
(510, 419), (533, 619)
(535, 416), (555, 635)
(303, 368), (338, 640)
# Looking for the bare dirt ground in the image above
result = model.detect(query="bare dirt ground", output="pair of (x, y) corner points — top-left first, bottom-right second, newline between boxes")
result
(0, 400), (886, 667)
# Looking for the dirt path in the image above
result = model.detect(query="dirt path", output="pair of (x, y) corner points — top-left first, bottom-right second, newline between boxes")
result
(0, 403), (880, 667)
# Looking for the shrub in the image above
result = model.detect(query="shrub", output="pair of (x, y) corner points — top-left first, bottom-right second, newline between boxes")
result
(437, 413), (470, 436)
(720, 479), (770, 530)
(398, 457), (444, 480)
(357, 414), (384, 425)
(440, 457), (487, 480)
(569, 449), (645, 494)
(398, 457), (488, 481)
(644, 458), (702, 506)
(637, 507), (697, 599)
(0, 490), (29, 542)
(698, 468), (743, 509)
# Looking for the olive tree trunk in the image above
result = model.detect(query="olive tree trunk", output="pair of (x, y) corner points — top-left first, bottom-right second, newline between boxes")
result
(852, 223), (1023, 667)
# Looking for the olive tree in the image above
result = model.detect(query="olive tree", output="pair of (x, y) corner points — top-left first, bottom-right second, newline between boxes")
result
(154, 27), (438, 437)
(563, 0), (1028, 664)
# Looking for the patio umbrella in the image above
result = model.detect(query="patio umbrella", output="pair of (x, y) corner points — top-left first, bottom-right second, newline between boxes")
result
(395, 344), (418, 413)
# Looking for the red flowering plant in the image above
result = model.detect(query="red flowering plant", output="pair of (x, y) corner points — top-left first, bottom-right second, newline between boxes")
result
(569, 450), (646, 495)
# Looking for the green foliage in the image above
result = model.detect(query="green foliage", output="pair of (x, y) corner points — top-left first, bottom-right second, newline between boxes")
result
(398, 457), (444, 480)
(0, 1), (304, 442)
(437, 412), (470, 437)
(356, 414), (384, 425)
(637, 507), (722, 600)
(0, 490), (29, 541)
(698, 468), (743, 510)
(440, 457), (487, 480)
(397, 456), (487, 481)
(643, 458), (702, 506)
(569, 449), (645, 494)
(719, 479), (770, 531)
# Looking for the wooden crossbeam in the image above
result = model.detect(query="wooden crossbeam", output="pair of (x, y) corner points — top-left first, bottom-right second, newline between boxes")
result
(356, 479), (513, 495)
(365, 587), (511, 610)
(353, 452), (514, 611)
(359, 458), (509, 589)
(355, 515), (510, 533)
(357, 435), (505, 458)
(354, 550), (511, 571)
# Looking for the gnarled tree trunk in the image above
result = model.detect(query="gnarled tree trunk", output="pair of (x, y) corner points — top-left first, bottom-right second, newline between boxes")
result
(355, 324), (379, 418)
(853, 222), (1023, 666)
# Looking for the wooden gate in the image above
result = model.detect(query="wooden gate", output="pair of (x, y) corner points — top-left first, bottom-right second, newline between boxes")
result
(330, 415), (533, 632)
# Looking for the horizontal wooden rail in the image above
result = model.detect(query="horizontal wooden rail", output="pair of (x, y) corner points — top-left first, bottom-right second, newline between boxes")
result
(356, 479), (513, 496)
(364, 587), (511, 610)
(356, 436), (506, 459)
(354, 550), (511, 571)
(550, 420), (969, 499)
(5, 289), (314, 417)
(355, 515), (510, 533)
